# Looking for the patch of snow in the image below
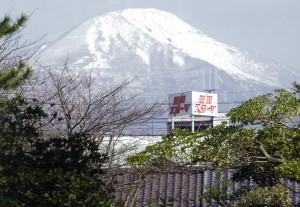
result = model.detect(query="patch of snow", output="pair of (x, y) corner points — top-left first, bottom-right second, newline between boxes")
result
(136, 47), (149, 65)
(173, 55), (185, 67)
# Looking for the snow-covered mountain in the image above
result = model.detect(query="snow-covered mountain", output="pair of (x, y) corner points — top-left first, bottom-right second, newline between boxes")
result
(39, 8), (299, 111)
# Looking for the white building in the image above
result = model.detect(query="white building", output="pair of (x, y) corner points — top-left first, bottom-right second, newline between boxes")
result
(167, 91), (229, 132)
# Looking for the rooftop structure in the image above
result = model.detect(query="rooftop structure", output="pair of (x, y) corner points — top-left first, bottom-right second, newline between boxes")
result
(167, 91), (229, 133)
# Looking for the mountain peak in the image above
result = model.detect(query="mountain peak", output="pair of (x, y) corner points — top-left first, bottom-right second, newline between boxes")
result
(39, 8), (299, 108)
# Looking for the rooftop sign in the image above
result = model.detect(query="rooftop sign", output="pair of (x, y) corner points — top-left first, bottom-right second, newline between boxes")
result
(168, 91), (218, 116)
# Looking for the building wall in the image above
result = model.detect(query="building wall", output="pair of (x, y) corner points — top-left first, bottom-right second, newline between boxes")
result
(167, 113), (229, 133)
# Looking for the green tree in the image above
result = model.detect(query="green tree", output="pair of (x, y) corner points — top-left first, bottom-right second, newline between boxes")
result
(0, 14), (32, 90)
(0, 15), (115, 206)
(127, 82), (300, 206)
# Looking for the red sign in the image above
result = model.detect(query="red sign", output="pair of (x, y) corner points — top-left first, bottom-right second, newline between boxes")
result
(169, 95), (190, 115)
(173, 95), (185, 104)
(195, 104), (216, 114)
(199, 95), (212, 104)
(169, 103), (190, 115)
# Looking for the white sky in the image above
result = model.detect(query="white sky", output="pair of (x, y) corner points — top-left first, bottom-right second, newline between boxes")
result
(1, 0), (300, 70)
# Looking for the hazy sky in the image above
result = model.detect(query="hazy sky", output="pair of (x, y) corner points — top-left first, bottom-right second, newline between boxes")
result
(1, 0), (300, 70)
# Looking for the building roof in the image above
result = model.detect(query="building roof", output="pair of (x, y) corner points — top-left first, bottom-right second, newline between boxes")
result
(112, 167), (300, 206)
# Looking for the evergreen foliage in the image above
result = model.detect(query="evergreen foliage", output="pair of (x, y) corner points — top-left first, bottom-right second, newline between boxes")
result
(0, 14), (32, 90)
(0, 14), (27, 38)
(0, 61), (31, 90)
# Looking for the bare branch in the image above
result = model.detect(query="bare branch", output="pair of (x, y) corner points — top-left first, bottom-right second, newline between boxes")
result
(257, 144), (284, 164)
(32, 63), (163, 140)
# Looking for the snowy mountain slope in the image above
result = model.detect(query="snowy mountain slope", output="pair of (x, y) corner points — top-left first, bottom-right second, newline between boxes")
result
(39, 8), (299, 111)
